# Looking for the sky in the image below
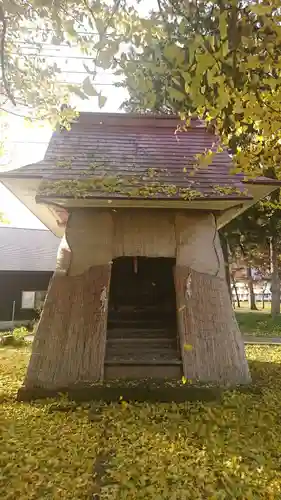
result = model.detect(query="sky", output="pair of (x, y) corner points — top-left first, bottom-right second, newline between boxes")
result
(0, 0), (160, 228)
(0, 60), (128, 229)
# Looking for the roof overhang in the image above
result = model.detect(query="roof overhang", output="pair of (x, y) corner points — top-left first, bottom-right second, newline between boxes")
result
(216, 182), (279, 228)
(0, 178), (66, 237)
(0, 176), (279, 235)
(38, 195), (247, 210)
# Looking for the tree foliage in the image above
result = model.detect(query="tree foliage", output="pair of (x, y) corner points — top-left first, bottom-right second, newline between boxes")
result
(82, 0), (281, 178)
(3, 0), (281, 180)
(0, 0), (98, 125)
(223, 197), (281, 315)
(0, 211), (9, 223)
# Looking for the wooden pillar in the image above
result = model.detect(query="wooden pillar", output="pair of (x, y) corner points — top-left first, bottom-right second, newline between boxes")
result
(175, 213), (251, 385)
(23, 209), (113, 390)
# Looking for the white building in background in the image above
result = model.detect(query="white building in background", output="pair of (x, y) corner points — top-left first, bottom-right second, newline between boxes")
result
(231, 281), (272, 302)
(230, 262), (276, 304)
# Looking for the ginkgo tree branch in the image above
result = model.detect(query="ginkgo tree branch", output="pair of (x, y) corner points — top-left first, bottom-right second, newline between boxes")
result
(0, 5), (16, 106)
(254, 89), (280, 116)
(81, 0), (122, 104)
(157, 0), (166, 21)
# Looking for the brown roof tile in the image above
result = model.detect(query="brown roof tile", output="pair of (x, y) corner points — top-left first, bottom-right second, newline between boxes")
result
(1, 113), (255, 201)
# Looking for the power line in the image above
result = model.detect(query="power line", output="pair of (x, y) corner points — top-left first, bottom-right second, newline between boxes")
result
(10, 52), (97, 60)
(17, 44), (82, 51)
(16, 42), (98, 50)
(10, 47), (156, 66)
(59, 81), (123, 86)
(17, 40), (99, 46)
(19, 27), (108, 35)
(9, 51), (156, 66)
(59, 69), (116, 75)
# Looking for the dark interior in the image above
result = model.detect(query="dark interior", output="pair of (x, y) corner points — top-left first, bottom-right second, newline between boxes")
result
(105, 257), (182, 376)
(108, 256), (177, 315)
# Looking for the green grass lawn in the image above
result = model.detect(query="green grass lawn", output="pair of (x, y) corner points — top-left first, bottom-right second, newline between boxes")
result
(236, 309), (281, 337)
(2, 345), (281, 499)
(234, 301), (272, 311)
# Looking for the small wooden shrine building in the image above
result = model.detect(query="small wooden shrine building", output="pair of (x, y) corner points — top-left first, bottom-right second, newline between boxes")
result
(1, 113), (279, 391)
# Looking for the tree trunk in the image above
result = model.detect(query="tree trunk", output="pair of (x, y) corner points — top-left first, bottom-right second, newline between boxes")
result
(231, 275), (240, 308)
(261, 281), (267, 310)
(269, 236), (280, 317)
(220, 233), (231, 298)
(23, 265), (111, 390)
(174, 267), (251, 386)
(247, 266), (257, 310)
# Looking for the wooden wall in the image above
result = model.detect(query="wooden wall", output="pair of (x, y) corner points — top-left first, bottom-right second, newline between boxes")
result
(64, 208), (223, 276)
(25, 265), (111, 388)
(24, 207), (250, 389)
(0, 271), (53, 322)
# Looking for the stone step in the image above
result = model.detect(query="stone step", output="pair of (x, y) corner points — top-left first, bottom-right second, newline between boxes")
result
(107, 328), (176, 339)
(106, 352), (181, 362)
(105, 345), (181, 359)
(105, 358), (182, 365)
(104, 363), (183, 380)
(108, 321), (170, 330)
(106, 342), (179, 353)
(108, 311), (175, 321)
(107, 338), (177, 345)
(108, 320), (174, 326)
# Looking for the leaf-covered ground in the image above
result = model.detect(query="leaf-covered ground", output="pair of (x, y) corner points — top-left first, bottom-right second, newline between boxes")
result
(1, 345), (281, 499)
(236, 310), (281, 337)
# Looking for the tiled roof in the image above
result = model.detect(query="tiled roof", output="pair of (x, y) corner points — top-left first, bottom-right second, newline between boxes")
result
(0, 227), (59, 272)
(0, 113), (262, 201)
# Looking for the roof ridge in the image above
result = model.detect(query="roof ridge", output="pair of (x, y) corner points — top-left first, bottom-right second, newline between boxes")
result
(71, 112), (206, 128)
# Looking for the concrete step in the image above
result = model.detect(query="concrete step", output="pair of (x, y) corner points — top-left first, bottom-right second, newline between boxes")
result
(108, 310), (175, 322)
(104, 363), (182, 380)
(107, 328), (176, 339)
(107, 338), (177, 346)
(106, 344), (179, 355)
(107, 319), (172, 329)
(106, 353), (181, 363)
(105, 358), (182, 365)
